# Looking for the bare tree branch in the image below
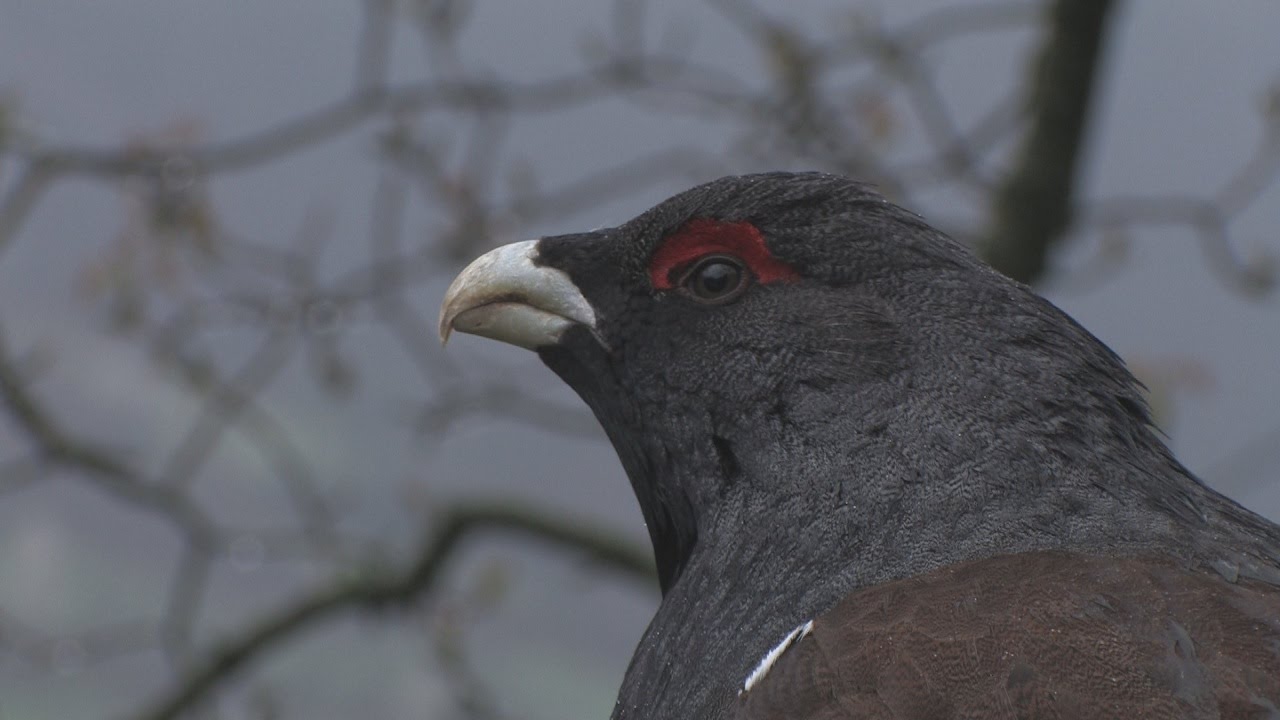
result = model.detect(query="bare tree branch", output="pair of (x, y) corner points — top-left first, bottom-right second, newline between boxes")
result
(0, 328), (216, 539)
(128, 502), (655, 720)
(983, 0), (1118, 283)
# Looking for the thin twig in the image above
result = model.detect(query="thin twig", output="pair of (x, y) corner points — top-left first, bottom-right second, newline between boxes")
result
(127, 501), (654, 720)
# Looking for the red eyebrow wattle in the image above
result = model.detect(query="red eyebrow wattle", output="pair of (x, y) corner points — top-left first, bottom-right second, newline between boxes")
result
(648, 219), (799, 290)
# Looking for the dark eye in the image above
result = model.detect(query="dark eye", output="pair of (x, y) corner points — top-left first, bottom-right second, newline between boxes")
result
(680, 255), (749, 303)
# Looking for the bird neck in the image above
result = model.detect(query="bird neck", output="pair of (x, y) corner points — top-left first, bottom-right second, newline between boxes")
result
(684, 360), (1205, 588)
(598, 356), (1279, 720)
(594, 324), (1212, 595)
(610, 409), (1199, 720)
(612, 512), (856, 720)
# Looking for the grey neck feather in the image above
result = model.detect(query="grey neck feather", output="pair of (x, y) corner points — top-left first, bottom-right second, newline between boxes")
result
(604, 336), (1280, 719)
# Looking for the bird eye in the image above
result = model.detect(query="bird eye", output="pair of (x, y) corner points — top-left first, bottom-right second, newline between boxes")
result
(680, 255), (748, 303)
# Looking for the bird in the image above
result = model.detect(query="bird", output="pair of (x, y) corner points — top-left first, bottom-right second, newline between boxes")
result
(438, 172), (1280, 719)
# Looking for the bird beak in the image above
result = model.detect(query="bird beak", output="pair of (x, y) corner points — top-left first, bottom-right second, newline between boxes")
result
(439, 239), (598, 350)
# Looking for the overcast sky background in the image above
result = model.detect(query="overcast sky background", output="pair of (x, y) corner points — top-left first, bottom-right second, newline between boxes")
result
(1, 2), (1278, 719)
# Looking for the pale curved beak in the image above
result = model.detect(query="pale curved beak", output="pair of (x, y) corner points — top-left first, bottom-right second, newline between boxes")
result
(438, 239), (597, 350)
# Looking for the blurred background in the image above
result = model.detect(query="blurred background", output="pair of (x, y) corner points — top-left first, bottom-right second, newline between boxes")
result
(1, 1), (1278, 718)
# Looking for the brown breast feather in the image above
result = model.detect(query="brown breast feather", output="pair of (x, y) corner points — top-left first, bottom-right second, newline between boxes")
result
(736, 551), (1280, 720)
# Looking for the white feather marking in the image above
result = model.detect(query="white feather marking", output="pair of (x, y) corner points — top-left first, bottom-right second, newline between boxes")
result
(740, 619), (814, 695)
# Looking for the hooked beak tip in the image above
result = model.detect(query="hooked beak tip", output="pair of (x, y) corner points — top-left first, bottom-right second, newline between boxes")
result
(437, 239), (597, 351)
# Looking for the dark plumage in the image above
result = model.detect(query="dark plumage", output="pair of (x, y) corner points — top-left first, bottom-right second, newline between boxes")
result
(440, 172), (1280, 719)
(738, 552), (1280, 719)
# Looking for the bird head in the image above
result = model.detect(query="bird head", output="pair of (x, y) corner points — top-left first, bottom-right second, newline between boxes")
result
(440, 171), (1169, 592)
